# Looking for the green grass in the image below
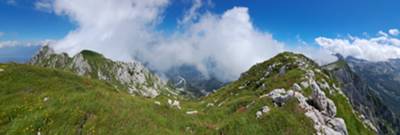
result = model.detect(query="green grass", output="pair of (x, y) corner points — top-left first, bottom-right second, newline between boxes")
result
(0, 64), (191, 134)
(0, 63), (317, 135)
(314, 69), (375, 135)
(329, 93), (375, 135)
(0, 52), (376, 135)
(0, 64), (315, 135)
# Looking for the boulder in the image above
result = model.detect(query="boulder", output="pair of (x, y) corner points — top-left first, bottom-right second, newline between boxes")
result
(264, 89), (293, 106)
(326, 99), (337, 117)
(154, 101), (161, 105)
(186, 111), (198, 115)
(294, 90), (347, 135)
(168, 99), (181, 109)
(256, 111), (263, 119)
(311, 80), (337, 117)
(301, 81), (310, 88)
(256, 106), (270, 119)
(319, 80), (330, 90)
(206, 103), (215, 107)
(293, 83), (302, 91)
(43, 97), (49, 102)
(261, 106), (270, 113)
(327, 118), (349, 135)
(322, 126), (342, 135)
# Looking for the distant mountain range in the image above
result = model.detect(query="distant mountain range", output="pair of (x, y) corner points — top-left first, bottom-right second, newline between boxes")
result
(346, 56), (400, 114)
(323, 56), (400, 135)
(165, 65), (225, 97)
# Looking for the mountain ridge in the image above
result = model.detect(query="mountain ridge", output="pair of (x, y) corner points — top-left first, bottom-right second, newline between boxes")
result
(0, 49), (376, 134)
(204, 52), (374, 135)
(345, 56), (400, 113)
(323, 58), (400, 135)
(29, 46), (176, 98)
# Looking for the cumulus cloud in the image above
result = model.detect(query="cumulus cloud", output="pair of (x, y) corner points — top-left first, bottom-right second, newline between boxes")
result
(51, 0), (169, 61)
(389, 29), (399, 36)
(42, 0), (284, 81)
(148, 7), (284, 80)
(35, 0), (53, 12)
(289, 37), (337, 65)
(316, 30), (400, 61)
(179, 0), (203, 25)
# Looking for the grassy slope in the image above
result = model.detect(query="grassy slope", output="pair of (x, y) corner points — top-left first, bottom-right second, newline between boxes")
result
(0, 64), (312, 134)
(203, 52), (374, 135)
(0, 52), (375, 135)
(0, 63), (314, 135)
(0, 64), (192, 135)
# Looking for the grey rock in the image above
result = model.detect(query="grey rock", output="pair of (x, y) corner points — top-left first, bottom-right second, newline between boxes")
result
(186, 110), (198, 115)
(279, 65), (286, 76)
(263, 88), (293, 106)
(256, 106), (270, 119)
(30, 46), (171, 98)
(311, 80), (337, 117)
(323, 58), (400, 134)
(293, 83), (302, 91)
(327, 118), (348, 135)
(294, 91), (348, 135)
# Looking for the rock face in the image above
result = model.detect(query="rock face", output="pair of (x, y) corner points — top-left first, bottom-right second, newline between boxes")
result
(295, 91), (348, 135)
(268, 80), (348, 135)
(231, 52), (397, 135)
(310, 80), (337, 117)
(287, 68), (347, 135)
(323, 58), (400, 135)
(248, 52), (369, 135)
(346, 56), (400, 114)
(30, 46), (172, 98)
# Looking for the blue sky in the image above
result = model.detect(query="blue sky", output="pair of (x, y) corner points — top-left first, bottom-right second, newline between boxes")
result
(0, 0), (400, 70)
(164, 0), (400, 43)
(1, 0), (399, 42)
(0, 0), (74, 41)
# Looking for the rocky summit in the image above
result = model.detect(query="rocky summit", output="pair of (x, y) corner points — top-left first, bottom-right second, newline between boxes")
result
(29, 46), (175, 98)
(207, 52), (374, 135)
(0, 50), (377, 135)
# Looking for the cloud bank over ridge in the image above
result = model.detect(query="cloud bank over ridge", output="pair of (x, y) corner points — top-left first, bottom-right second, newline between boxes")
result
(316, 29), (400, 62)
(43, 0), (285, 81)
(35, 0), (400, 81)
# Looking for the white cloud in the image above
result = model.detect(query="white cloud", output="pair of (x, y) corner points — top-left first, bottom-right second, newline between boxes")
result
(0, 32), (4, 37)
(178, 0), (203, 25)
(0, 40), (52, 48)
(290, 36), (337, 65)
(0, 41), (21, 48)
(35, 0), (53, 12)
(149, 7), (284, 80)
(378, 30), (389, 37)
(389, 29), (400, 36)
(316, 31), (400, 61)
(42, 0), (284, 81)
